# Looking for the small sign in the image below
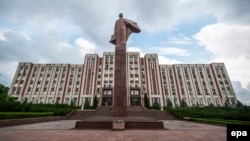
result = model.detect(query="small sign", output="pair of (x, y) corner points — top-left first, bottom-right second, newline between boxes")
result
(112, 120), (125, 130)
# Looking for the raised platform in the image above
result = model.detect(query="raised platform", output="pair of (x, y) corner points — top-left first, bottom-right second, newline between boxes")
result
(75, 117), (164, 130)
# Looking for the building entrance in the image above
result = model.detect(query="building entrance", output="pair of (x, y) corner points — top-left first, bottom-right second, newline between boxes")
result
(102, 97), (112, 106)
(130, 98), (140, 106)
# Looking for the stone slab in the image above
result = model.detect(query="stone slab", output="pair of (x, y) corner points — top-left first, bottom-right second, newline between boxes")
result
(0, 120), (226, 141)
(74, 117), (164, 130)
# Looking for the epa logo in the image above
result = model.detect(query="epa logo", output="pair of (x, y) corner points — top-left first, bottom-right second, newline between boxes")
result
(227, 125), (249, 141)
(231, 131), (247, 138)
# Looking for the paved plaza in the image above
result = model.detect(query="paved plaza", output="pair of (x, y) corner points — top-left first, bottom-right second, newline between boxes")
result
(0, 120), (226, 141)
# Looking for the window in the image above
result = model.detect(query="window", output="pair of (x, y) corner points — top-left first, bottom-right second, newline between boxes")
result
(104, 90), (112, 95)
(73, 98), (77, 105)
(48, 97), (53, 104)
(198, 98), (203, 105)
(230, 98), (235, 104)
(65, 98), (70, 104)
(165, 91), (168, 95)
(206, 98), (211, 105)
(129, 57), (133, 62)
(214, 98), (219, 106)
(131, 90), (139, 95)
(191, 98), (195, 106)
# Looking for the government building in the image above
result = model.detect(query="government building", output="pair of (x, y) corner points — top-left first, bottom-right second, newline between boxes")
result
(8, 52), (237, 107)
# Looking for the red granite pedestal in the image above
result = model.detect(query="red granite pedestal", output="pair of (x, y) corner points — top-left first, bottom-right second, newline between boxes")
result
(75, 117), (164, 130)
(113, 44), (127, 117)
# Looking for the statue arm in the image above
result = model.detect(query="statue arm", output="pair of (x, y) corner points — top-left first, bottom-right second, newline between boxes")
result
(124, 19), (141, 33)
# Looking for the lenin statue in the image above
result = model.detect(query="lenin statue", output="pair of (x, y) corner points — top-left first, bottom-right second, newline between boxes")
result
(110, 13), (140, 117)
(110, 13), (141, 47)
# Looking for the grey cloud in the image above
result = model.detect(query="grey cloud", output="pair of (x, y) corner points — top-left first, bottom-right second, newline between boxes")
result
(0, 31), (39, 62)
(205, 0), (250, 24)
(0, 30), (84, 64)
(232, 81), (250, 105)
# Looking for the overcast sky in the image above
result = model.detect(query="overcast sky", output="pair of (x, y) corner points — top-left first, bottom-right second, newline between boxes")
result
(0, 0), (250, 105)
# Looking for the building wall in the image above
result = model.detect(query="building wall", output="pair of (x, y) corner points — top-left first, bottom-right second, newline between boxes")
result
(8, 52), (237, 107)
(144, 54), (164, 106)
(127, 52), (142, 106)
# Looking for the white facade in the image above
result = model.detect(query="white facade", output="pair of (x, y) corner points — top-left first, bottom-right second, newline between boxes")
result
(8, 52), (237, 107)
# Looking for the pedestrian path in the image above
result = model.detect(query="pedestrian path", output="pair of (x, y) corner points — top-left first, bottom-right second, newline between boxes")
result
(0, 120), (226, 141)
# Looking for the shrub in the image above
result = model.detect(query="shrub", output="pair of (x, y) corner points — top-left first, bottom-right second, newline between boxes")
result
(53, 108), (72, 116)
(0, 83), (80, 118)
(165, 106), (250, 121)
(181, 99), (188, 107)
(93, 95), (98, 109)
(144, 93), (149, 108)
(84, 99), (91, 109)
(166, 99), (172, 107)
(151, 101), (160, 110)
(0, 112), (54, 120)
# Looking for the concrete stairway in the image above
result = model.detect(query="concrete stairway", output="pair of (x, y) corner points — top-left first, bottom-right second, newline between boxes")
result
(127, 106), (177, 120)
(66, 107), (112, 120)
(66, 106), (177, 120)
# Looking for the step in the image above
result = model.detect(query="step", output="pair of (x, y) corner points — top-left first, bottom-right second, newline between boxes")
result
(66, 108), (177, 120)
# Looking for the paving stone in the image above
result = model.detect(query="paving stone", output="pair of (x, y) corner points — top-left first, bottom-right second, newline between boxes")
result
(0, 120), (226, 141)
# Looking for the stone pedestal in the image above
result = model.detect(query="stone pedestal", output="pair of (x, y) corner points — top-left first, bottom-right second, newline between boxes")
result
(113, 44), (127, 117)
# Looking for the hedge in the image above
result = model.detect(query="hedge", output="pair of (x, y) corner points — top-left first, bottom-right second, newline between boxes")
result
(165, 106), (250, 121)
(0, 112), (54, 120)
(190, 118), (250, 125)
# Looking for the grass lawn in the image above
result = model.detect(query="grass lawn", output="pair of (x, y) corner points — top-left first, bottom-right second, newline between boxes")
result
(0, 112), (54, 120)
(189, 118), (250, 125)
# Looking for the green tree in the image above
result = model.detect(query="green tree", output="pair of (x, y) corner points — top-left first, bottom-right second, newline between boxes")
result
(93, 95), (98, 109)
(152, 101), (160, 109)
(70, 99), (74, 106)
(236, 100), (244, 107)
(166, 98), (172, 107)
(21, 98), (32, 112)
(84, 98), (90, 109)
(224, 98), (230, 108)
(144, 93), (149, 108)
(196, 102), (200, 107)
(0, 84), (21, 112)
(208, 103), (215, 107)
(181, 99), (188, 107)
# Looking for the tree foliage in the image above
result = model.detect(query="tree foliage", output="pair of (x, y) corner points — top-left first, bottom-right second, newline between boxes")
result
(0, 84), (80, 116)
(236, 100), (244, 107)
(84, 98), (90, 109)
(93, 95), (98, 109)
(152, 101), (160, 109)
(144, 93), (149, 108)
(0, 84), (21, 112)
(181, 99), (188, 107)
(166, 98), (172, 107)
(166, 105), (250, 121)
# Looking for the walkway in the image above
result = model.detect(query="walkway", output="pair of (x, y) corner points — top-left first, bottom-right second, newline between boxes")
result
(0, 120), (226, 141)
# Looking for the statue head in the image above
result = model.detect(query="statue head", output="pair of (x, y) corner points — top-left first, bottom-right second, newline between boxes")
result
(119, 13), (123, 18)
